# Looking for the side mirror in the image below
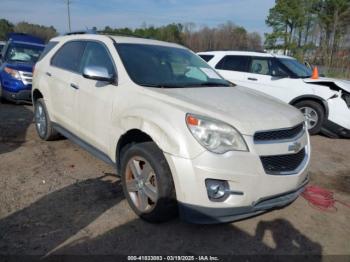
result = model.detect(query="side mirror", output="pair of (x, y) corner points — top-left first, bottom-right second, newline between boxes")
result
(83, 66), (114, 83)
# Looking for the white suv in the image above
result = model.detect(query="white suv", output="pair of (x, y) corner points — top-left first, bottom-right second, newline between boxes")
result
(32, 34), (310, 224)
(198, 51), (350, 137)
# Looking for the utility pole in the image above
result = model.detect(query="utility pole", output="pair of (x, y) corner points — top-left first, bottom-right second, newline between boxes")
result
(66, 0), (71, 32)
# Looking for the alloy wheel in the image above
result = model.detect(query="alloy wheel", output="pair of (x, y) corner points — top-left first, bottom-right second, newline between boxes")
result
(35, 103), (47, 137)
(125, 156), (158, 213)
(300, 106), (319, 130)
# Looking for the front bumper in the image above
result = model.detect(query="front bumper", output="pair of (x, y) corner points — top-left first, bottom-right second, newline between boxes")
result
(325, 96), (350, 138)
(164, 132), (310, 224)
(179, 177), (308, 224)
(1, 89), (32, 102)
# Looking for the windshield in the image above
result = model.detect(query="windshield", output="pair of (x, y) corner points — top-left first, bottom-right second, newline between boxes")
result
(5, 43), (44, 63)
(115, 43), (230, 88)
(278, 58), (312, 78)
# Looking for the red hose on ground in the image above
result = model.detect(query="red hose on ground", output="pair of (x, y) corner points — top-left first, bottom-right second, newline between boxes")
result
(301, 185), (350, 212)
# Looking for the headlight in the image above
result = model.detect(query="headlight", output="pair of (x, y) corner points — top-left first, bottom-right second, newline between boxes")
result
(4, 67), (21, 80)
(186, 113), (248, 153)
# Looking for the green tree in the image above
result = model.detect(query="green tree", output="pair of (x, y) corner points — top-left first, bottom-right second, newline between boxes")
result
(317, 0), (350, 65)
(14, 22), (58, 42)
(0, 19), (14, 41)
(265, 0), (305, 54)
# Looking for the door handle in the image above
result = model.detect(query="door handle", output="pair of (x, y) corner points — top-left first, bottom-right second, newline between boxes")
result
(248, 77), (258, 81)
(46, 72), (52, 77)
(70, 83), (79, 90)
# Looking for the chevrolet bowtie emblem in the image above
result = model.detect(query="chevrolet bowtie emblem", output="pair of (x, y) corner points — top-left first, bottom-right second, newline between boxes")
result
(289, 142), (302, 153)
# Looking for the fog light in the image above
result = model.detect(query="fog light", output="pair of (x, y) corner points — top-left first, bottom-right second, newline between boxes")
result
(205, 179), (229, 201)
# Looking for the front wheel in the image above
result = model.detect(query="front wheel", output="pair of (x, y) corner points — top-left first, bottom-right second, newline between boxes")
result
(120, 142), (178, 223)
(294, 100), (325, 135)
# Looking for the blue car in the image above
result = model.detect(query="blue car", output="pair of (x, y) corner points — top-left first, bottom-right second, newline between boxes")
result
(0, 33), (45, 103)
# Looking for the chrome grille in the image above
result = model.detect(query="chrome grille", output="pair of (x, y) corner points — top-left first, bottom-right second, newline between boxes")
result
(19, 71), (32, 86)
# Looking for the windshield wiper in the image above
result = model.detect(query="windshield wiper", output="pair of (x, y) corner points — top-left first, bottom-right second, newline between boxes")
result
(140, 82), (230, 88)
(188, 82), (230, 87)
(140, 83), (185, 88)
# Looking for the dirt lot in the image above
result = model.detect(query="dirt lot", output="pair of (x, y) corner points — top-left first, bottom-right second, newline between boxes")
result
(0, 102), (349, 257)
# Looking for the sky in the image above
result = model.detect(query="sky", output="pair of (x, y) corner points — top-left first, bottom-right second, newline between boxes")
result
(0, 0), (275, 35)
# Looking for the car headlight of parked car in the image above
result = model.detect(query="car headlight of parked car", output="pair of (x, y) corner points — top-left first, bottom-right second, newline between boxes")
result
(4, 67), (21, 80)
(186, 113), (248, 153)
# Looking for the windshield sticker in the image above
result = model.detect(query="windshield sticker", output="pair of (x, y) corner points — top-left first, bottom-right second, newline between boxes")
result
(200, 67), (221, 79)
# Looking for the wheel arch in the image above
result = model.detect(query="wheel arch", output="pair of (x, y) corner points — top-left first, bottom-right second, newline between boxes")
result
(32, 89), (43, 104)
(115, 129), (154, 172)
(289, 95), (329, 118)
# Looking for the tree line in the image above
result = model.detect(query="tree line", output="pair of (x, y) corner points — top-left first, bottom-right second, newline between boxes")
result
(1, 0), (349, 77)
(265, 0), (350, 75)
(0, 18), (262, 52)
(0, 19), (57, 42)
(101, 21), (262, 52)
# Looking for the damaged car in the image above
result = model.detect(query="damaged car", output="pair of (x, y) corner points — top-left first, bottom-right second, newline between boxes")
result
(198, 51), (350, 138)
(32, 34), (310, 223)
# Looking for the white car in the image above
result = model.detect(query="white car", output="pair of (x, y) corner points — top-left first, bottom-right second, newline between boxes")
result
(198, 51), (350, 137)
(32, 34), (310, 224)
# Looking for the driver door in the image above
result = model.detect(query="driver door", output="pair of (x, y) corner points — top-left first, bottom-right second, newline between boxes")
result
(73, 41), (117, 153)
(241, 57), (295, 103)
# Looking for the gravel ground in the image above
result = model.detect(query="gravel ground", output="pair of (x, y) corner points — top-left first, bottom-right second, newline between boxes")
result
(0, 103), (349, 257)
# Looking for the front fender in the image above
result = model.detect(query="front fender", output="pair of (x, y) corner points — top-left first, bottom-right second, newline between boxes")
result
(115, 108), (204, 159)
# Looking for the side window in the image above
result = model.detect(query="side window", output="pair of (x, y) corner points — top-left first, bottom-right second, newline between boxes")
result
(51, 41), (86, 73)
(38, 41), (58, 62)
(271, 58), (290, 77)
(80, 42), (115, 76)
(249, 58), (270, 75)
(215, 55), (250, 72)
(199, 55), (214, 62)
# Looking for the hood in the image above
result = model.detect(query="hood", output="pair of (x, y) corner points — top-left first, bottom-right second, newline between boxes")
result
(304, 77), (350, 93)
(146, 86), (304, 136)
(3, 61), (34, 73)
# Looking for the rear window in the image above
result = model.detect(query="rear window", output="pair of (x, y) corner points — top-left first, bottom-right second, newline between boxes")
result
(199, 55), (214, 62)
(51, 41), (86, 73)
(215, 55), (250, 72)
(38, 41), (58, 62)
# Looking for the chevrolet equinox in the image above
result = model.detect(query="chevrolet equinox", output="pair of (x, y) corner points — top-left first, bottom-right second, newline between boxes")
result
(32, 34), (310, 223)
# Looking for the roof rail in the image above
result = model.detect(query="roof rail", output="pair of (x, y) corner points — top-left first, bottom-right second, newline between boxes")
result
(99, 32), (153, 40)
(65, 28), (97, 35)
(204, 49), (266, 53)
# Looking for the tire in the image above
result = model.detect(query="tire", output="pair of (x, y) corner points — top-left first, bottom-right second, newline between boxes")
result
(294, 100), (325, 135)
(34, 98), (59, 141)
(0, 85), (5, 104)
(120, 142), (178, 223)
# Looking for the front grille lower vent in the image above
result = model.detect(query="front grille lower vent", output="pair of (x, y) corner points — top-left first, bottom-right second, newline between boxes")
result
(260, 148), (306, 175)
